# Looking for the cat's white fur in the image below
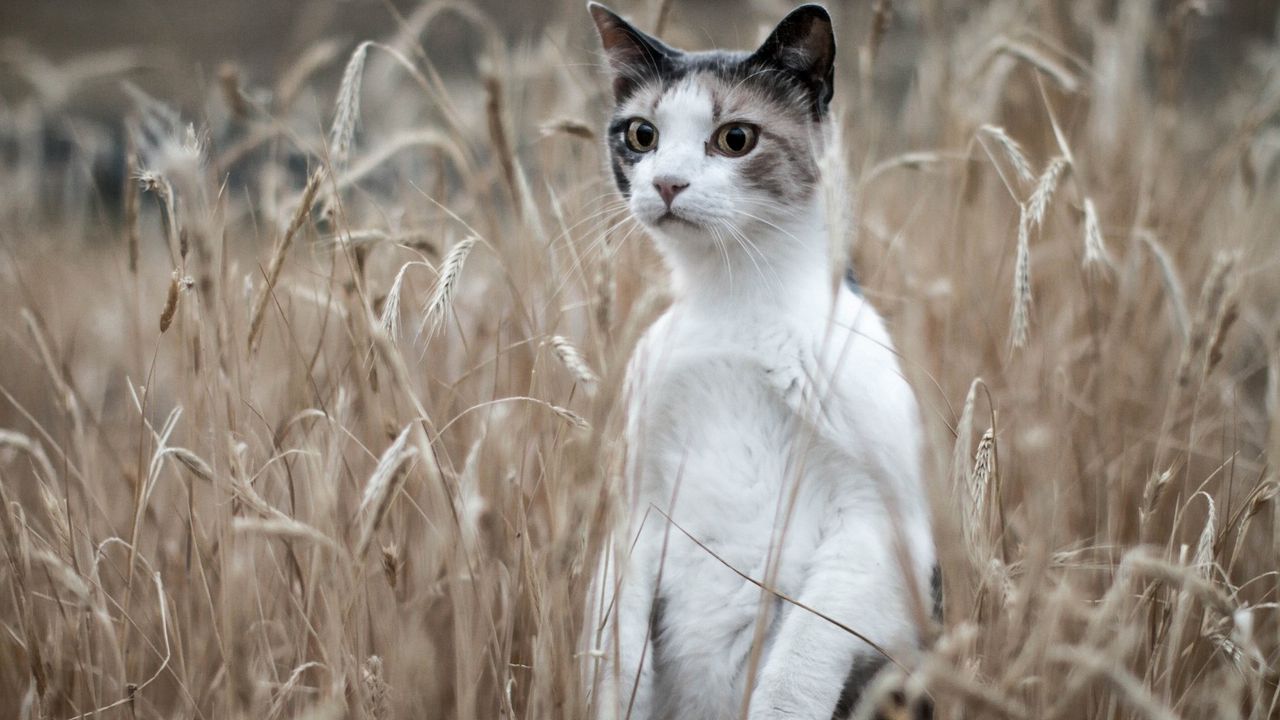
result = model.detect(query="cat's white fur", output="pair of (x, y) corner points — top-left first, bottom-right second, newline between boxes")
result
(589, 76), (934, 720)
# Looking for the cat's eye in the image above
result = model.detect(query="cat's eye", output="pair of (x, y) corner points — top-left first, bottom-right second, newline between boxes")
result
(625, 118), (658, 153)
(712, 123), (759, 157)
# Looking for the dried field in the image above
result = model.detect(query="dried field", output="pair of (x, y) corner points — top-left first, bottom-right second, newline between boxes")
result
(0, 1), (1278, 718)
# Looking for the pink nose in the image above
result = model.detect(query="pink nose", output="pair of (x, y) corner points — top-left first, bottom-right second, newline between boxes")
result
(654, 179), (689, 209)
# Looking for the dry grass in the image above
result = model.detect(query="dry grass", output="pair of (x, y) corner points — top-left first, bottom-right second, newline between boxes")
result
(1, 1), (1278, 718)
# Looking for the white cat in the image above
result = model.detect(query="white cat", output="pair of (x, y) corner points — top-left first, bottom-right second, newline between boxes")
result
(585, 5), (938, 720)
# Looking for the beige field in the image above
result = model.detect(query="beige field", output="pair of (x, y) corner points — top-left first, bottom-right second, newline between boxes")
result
(0, 1), (1277, 718)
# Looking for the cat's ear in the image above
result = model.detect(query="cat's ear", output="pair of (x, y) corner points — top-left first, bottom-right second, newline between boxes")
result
(750, 4), (836, 115)
(588, 2), (679, 101)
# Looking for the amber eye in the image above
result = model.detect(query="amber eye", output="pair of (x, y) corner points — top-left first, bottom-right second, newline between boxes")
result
(625, 118), (658, 153)
(713, 123), (758, 157)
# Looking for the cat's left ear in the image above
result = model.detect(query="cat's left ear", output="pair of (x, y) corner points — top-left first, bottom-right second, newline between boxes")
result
(750, 4), (836, 116)
(588, 2), (680, 101)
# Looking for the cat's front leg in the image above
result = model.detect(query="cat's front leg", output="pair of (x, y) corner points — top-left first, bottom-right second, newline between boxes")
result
(746, 521), (922, 720)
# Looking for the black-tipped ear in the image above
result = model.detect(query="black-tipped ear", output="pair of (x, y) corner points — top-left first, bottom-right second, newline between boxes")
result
(750, 4), (836, 117)
(588, 2), (679, 101)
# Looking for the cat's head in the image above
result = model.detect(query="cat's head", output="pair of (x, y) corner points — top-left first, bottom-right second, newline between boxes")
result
(588, 3), (835, 249)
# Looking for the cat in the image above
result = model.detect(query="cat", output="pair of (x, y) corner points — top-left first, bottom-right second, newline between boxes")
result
(584, 4), (938, 719)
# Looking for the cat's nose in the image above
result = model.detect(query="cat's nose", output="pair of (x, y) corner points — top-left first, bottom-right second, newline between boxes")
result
(653, 178), (689, 209)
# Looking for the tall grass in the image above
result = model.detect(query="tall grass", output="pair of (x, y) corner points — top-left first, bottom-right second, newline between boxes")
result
(0, 1), (1277, 718)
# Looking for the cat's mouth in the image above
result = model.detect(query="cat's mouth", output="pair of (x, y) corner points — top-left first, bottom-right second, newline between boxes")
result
(655, 210), (699, 228)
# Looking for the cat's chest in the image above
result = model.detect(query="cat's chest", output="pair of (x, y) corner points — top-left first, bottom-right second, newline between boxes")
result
(626, 308), (830, 588)
(627, 310), (816, 496)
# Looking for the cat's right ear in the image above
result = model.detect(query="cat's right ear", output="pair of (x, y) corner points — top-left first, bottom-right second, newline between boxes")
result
(588, 2), (678, 101)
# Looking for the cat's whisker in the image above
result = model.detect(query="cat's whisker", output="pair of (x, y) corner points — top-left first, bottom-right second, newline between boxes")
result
(738, 197), (810, 222)
(545, 213), (640, 309)
(733, 226), (785, 291)
(708, 223), (735, 293)
(729, 208), (809, 247)
(717, 219), (785, 298)
(554, 203), (633, 246)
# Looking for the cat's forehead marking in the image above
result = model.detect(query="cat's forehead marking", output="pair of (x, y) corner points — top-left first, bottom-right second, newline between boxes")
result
(654, 77), (713, 128)
(627, 73), (741, 127)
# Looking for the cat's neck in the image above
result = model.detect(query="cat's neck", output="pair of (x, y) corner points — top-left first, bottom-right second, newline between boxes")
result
(659, 199), (836, 317)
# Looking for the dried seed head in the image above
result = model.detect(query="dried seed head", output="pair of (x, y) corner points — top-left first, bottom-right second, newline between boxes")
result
(1010, 208), (1033, 349)
(1178, 252), (1236, 388)
(1193, 491), (1217, 580)
(540, 118), (595, 140)
(232, 516), (340, 551)
(550, 335), (599, 392)
(362, 655), (390, 720)
(159, 271), (180, 333)
(331, 41), (371, 169)
(1141, 467), (1174, 526)
(378, 261), (422, 342)
(550, 404), (590, 430)
(357, 424), (417, 556)
(970, 429), (995, 521)
(1082, 197), (1111, 270)
(1204, 299), (1238, 378)
(167, 447), (214, 484)
(418, 236), (478, 340)
(964, 428), (995, 565)
(1247, 480), (1278, 519)
(594, 250), (615, 335)
(979, 125), (1036, 184)
(36, 482), (71, 561)
(1028, 156), (1069, 228)
(381, 543), (400, 590)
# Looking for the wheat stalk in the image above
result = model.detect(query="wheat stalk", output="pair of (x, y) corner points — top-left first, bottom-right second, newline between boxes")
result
(265, 661), (327, 720)
(123, 119), (141, 273)
(1137, 230), (1191, 341)
(247, 167), (325, 352)
(993, 37), (1082, 93)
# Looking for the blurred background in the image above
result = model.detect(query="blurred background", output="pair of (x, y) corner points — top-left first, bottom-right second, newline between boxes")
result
(3, 0), (1280, 186)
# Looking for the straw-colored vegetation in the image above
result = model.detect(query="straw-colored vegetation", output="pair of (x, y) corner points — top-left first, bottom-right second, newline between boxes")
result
(1, 1), (1277, 718)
